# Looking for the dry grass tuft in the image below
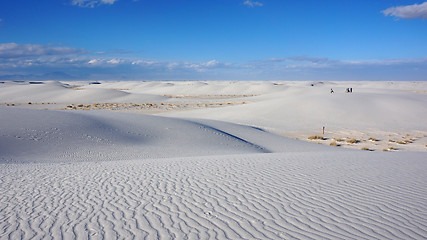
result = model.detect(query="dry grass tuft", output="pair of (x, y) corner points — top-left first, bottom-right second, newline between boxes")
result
(361, 147), (372, 151)
(368, 137), (379, 142)
(396, 139), (412, 145)
(308, 135), (325, 140)
(383, 146), (396, 151)
(330, 141), (340, 147)
(334, 137), (344, 142)
(346, 138), (359, 144)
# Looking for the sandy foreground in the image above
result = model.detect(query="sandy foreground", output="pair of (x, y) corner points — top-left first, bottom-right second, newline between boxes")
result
(0, 80), (426, 239)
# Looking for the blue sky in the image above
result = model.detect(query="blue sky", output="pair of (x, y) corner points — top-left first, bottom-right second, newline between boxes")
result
(0, 0), (426, 81)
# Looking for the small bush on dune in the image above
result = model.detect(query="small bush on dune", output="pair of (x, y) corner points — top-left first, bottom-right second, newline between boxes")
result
(308, 135), (325, 140)
(346, 138), (359, 144)
(330, 141), (340, 147)
(382, 146), (396, 151)
(361, 147), (372, 151)
(396, 139), (412, 144)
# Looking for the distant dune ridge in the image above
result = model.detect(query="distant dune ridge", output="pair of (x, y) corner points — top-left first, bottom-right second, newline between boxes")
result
(1, 80), (426, 239)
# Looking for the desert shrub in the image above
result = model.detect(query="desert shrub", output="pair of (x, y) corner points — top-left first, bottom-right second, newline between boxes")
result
(346, 138), (359, 144)
(361, 147), (371, 151)
(308, 135), (324, 140)
(330, 141), (340, 147)
(368, 137), (379, 142)
(396, 140), (411, 144)
(383, 146), (396, 151)
(334, 138), (344, 142)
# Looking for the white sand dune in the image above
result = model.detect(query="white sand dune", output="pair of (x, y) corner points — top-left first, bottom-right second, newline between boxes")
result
(1, 80), (427, 239)
(4, 80), (425, 150)
(0, 81), (167, 105)
(1, 107), (331, 163)
(159, 81), (427, 131)
(1, 152), (426, 239)
(156, 81), (427, 152)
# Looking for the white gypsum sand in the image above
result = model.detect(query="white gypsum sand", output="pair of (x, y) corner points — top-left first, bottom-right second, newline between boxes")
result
(0, 80), (426, 239)
(1, 152), (426, 239)
(2, 80), (426, 151)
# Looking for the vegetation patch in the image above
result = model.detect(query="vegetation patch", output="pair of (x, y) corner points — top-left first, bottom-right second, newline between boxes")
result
(396, 139), (412, 145)
(346, 138), (359, 144)
(382, 146), (396, 151)
(308, 135), (325, 140)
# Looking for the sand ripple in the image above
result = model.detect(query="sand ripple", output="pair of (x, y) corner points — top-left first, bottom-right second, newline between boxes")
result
(1, 152), (426, 239)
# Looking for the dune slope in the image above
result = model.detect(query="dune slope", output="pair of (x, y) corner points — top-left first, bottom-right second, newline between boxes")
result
(0, 108), (332, 163)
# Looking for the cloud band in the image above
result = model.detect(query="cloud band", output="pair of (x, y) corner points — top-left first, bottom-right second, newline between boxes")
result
(382, 2), (427, 19)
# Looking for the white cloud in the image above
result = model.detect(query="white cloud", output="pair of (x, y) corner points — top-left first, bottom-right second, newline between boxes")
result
(243, 0), (263, 8)
(0, 43), (84, 59)
(107, 58), (123, 64)
(72, 0), (119, 8)
(2, 54), (427, 81)
(183, 60), (231, 72)
(101, 0), (117, 4)
(341, 58), (427, 66)
(201, 60), (222, 67)
(131, 59), (157, 66)
(252, 56), (427, 70)
(87, 58), (123, 65)
(88, 59), (99, 65)
(382, 2), (427, 19)
(2, 41), (425, 81)
(268, 56), (332, 64)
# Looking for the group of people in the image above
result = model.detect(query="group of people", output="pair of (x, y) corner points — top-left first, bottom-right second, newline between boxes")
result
(330, 87), (353, 93)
